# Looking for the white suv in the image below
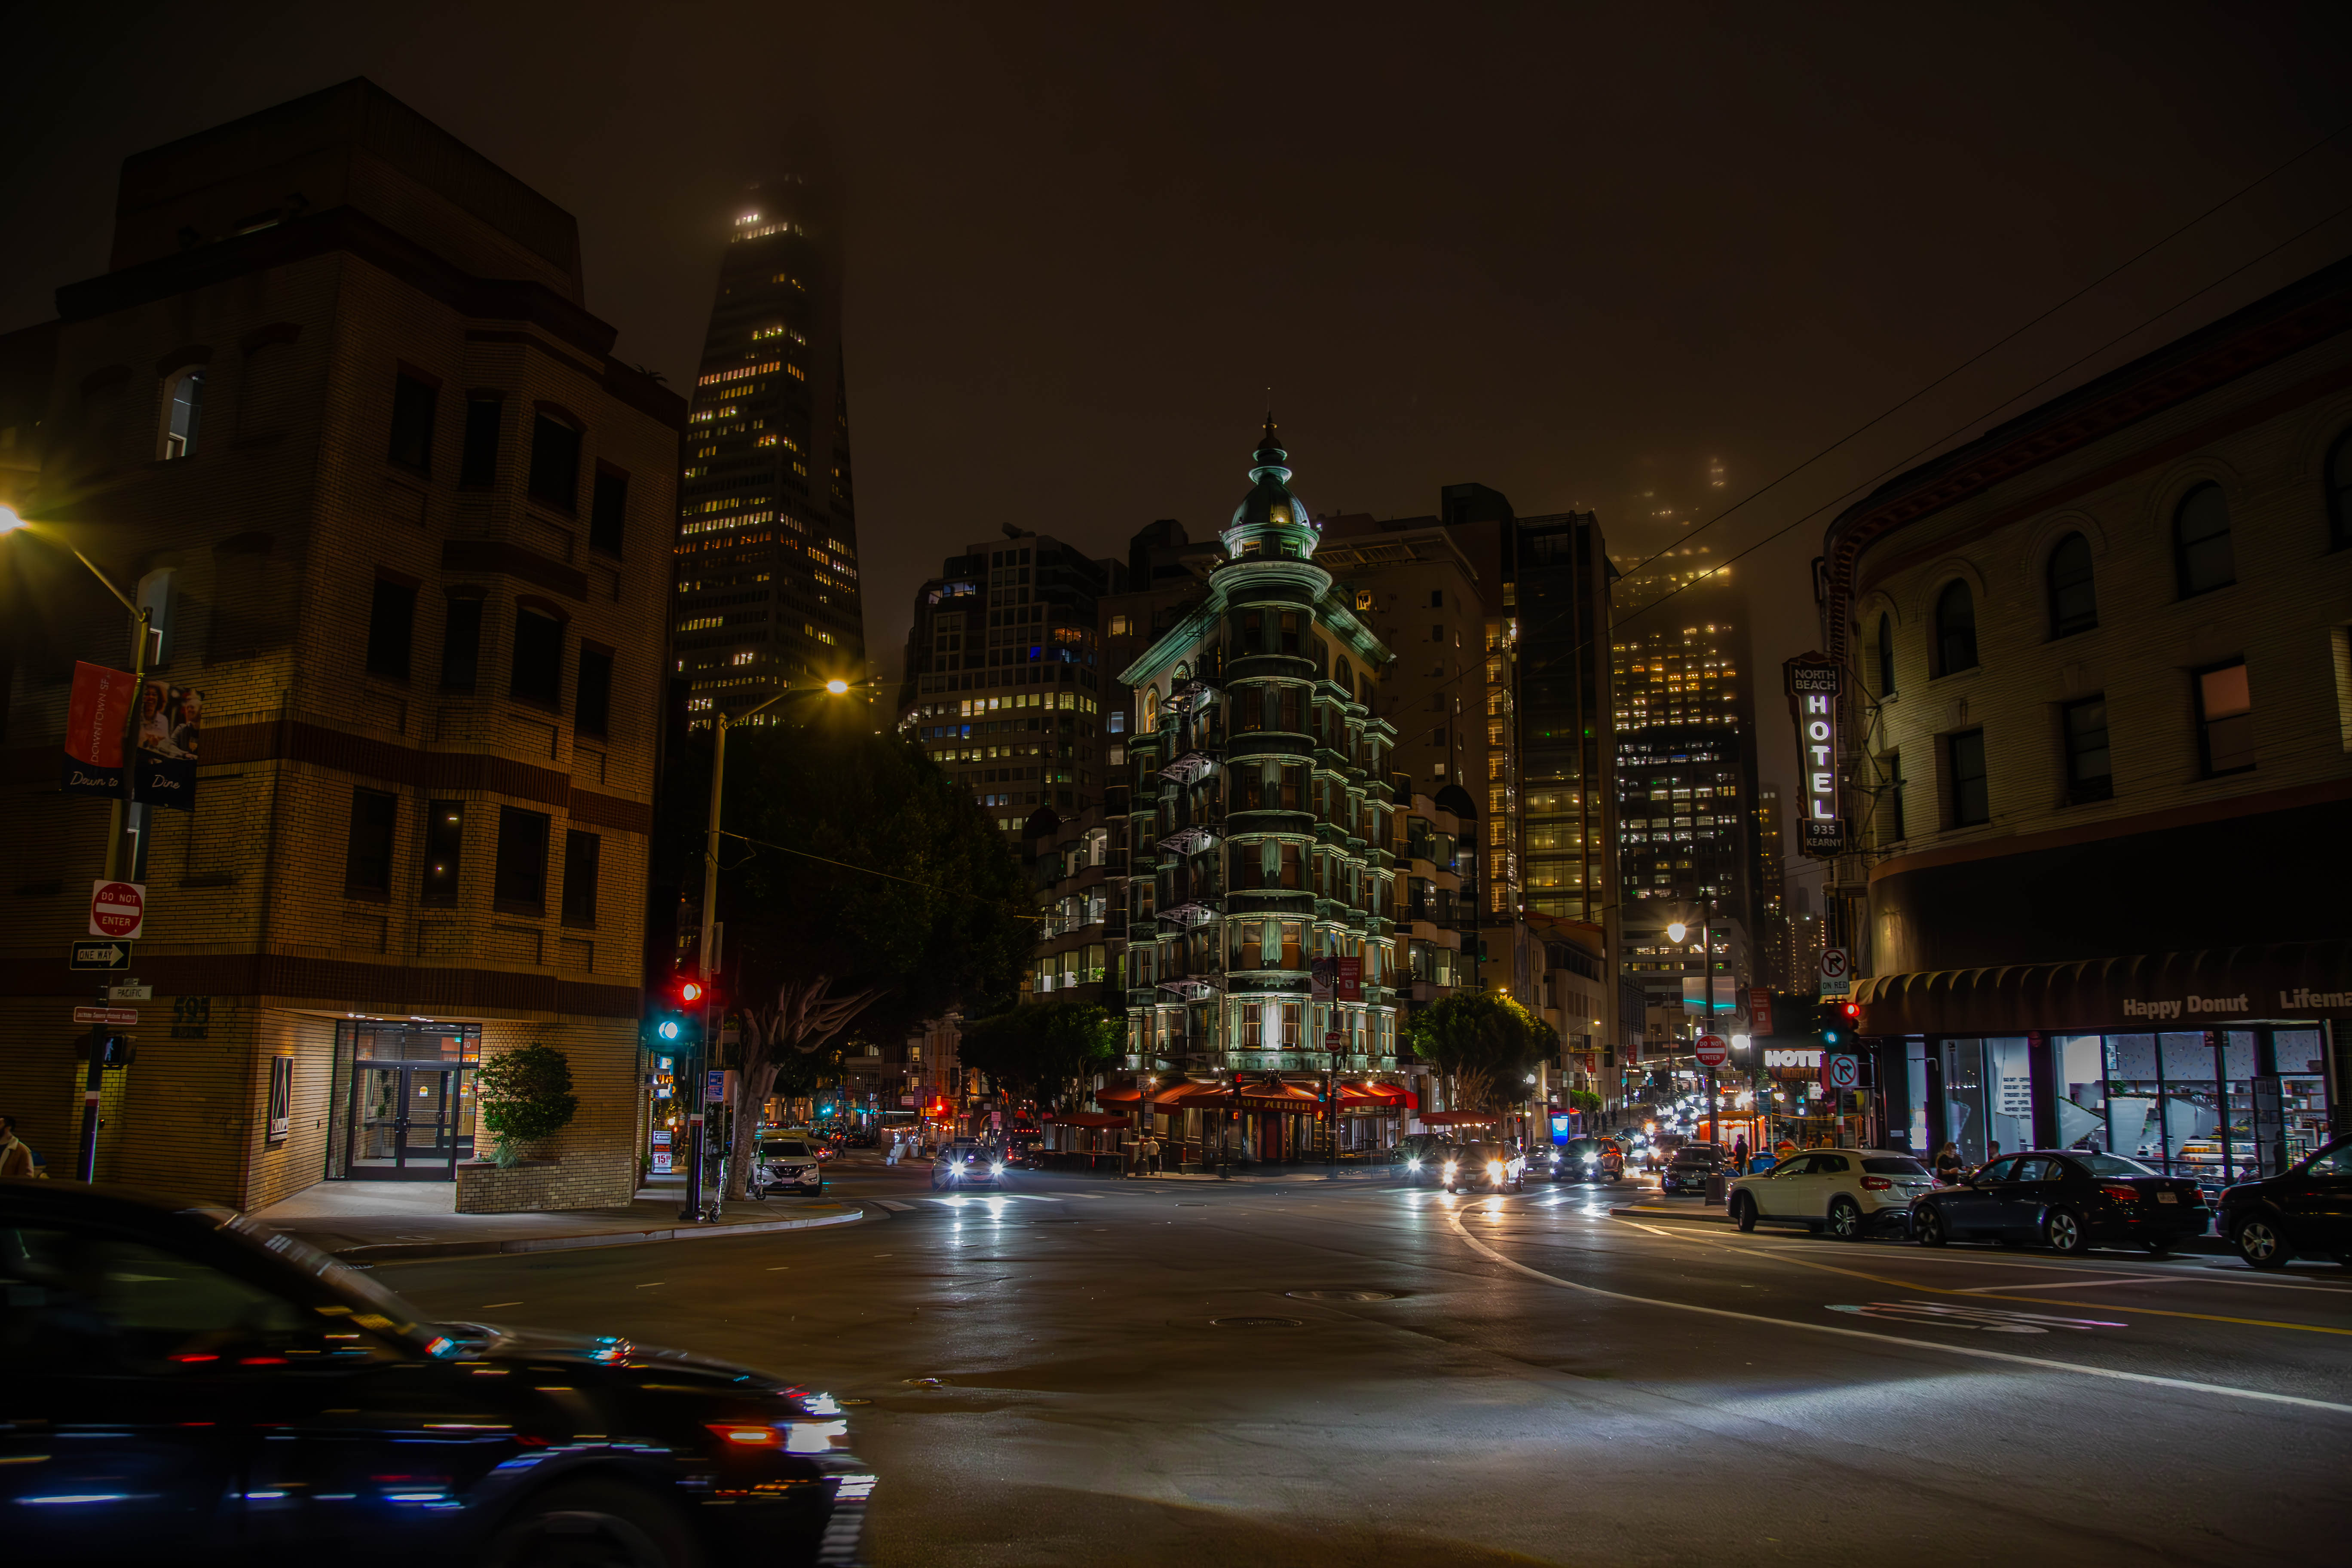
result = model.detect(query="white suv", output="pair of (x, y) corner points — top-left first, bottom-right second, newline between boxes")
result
(1727, 1148), (1936, 1240)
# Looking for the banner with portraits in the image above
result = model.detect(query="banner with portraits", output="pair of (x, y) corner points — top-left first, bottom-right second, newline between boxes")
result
(134, 677), (202, 811)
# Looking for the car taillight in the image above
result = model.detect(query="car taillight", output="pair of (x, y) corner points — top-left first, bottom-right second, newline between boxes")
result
(1860, 1176), (1893, 1191)
(2099, 1182), (2141, 1205)
(707, 1423), (783, 1447)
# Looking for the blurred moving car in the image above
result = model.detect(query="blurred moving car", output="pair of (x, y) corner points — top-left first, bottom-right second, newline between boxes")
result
(1910, 1149), (2211, 1254)
(753, 1132), (827, 1197)
(1444, 1141), (1527, 1194)
(931, 1139), (1008, 1189)
(1002, 1128), (1047, 1169)
(1398, 1133), (1457, 1185)
(1544, 1136), (1624, 1184)
(0, 1185), (872, 1566)
(1659, 1142), (1726, 1196)
(845, 1128), (879, 1149)
(2218, 1133), (2352, 1269)
(1727, 1148), (1934, 1238)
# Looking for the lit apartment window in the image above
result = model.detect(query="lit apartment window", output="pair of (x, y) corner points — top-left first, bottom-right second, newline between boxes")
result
(2194, 661), (2254, 775)
(161, 368), (205, 459)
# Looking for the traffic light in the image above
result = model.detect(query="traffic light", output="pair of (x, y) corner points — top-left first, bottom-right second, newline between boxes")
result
(652, 975), (714, 1046)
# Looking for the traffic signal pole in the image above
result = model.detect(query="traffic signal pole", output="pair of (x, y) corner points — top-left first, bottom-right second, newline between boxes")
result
(684, 705), (731, 1222)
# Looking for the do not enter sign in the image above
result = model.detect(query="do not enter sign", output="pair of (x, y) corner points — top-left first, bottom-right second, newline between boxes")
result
(1693, 1033), (1729, 1069)
(89, 880), (145, 939)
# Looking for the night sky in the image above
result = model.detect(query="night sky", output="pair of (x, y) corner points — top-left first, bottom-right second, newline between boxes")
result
(6, 2), (2349, 859)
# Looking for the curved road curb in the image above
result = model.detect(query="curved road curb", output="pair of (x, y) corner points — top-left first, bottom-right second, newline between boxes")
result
(324, 1204), (867, 1264)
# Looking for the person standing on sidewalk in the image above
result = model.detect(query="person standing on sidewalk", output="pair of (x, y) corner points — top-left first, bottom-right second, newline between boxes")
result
(0, 1117), (35, 1180)
(1142, 1132), (1161, 1176)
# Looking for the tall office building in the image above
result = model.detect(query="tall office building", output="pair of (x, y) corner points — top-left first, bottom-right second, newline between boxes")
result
(894, 530), (1121, 831)
(1610, 566), (1763, 1017)
(674, 162), (863, 726)
(1755, 783), (1790, 990)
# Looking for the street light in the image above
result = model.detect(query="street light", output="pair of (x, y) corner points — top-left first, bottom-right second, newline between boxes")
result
(683, 675), (864, 1221)
(3, 503), (158, 1182)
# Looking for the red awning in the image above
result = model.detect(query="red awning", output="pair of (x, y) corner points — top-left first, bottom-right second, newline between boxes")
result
(1095, 1086), (1144, 1105)
(1047, 1111), (1133, 1128)
(1153, 1081), (1234, 1109)
(1417, 1110), (1498, 1126)
(1338, 1081), (1418, 1107)
(1237, 1080), (1324, 1106)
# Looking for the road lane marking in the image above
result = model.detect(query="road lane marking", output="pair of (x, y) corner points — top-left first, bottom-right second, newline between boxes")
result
(1828, 1301), (2126, 1332)
(482, 1301), (522, 1308)
(1955, 1276), (2175, 1293)
(876, 1200), (913, 1211)
(1449, 1206), (2352, 1416)
(1607, 1220), (2352, 1337)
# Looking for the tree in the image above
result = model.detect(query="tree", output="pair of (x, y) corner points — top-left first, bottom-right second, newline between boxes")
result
(1408, 992), (1556, 1113)
(476, 1043), (579, 1167)
(955, 1000), (1122, 1110)
(665, 715), (1032, 1198)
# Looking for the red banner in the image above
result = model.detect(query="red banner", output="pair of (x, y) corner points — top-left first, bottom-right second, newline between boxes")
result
(61, 661), (136, 799)
(1335, 956), (1362, 1002)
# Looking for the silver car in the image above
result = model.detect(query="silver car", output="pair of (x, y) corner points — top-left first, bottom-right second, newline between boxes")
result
(1728, 1148), (1936, 1239)
(752, 1133), (827, 1196)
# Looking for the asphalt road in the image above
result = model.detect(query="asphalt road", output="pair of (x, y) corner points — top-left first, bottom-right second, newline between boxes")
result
(373, 1157), (2352, 1566)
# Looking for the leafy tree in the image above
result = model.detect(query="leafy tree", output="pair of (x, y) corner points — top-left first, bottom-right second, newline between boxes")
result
(955, 1000), (1122, 1110)
(1409, 992), (1556, 1113)
(665, 714), (1032, 1197)
(476, 1043), (579, 1167)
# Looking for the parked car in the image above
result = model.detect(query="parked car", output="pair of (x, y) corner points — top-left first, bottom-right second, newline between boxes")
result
(1445, 1141), (1527, 1194)
(1399, 1133), (1458, 1185)
(932, 1139), (1008, 1189)
(1659, 1142), (1727, 1196)
(752, 1132), (827, 1196)
(1545, 1136), (1624, 1184)
(1728, 1148), (1934, 1238)
(0, 1184), (872, 1565)
(2218, 1133), (2352, 1269)
(1910, 1149), (2211, 1254)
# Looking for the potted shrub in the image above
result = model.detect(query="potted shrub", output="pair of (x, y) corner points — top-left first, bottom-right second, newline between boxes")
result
(477, 1042), (579, 1168)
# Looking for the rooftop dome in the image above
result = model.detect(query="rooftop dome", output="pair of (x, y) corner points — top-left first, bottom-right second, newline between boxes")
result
(1219, 415), (1320, 561)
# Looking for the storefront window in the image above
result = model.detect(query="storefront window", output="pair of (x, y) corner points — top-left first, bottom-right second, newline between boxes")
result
(1936, 1037), (2032, 1164)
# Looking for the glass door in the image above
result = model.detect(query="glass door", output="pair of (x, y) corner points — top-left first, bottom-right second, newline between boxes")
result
(347, 1063), (475, 1179)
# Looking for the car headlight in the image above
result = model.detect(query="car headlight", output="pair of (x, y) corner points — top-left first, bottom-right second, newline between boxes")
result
(1408, 1158), (1421, 1170)
(1486, 1161), (1503, 1179)
(991, 1163), (1005, 1176)
(1583, 1158), (1597, 1168)
(1443, 1162), (1458, 1176)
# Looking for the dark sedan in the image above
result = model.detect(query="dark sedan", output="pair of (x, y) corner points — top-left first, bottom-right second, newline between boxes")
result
(0, 1184), (871, 1565)
(1660, 1143), (1727, 1196)
(1910, 1149), (2211, 1254)
(2218, 1133), (2352, 1269)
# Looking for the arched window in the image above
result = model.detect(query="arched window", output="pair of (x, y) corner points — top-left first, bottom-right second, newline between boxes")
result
(1874, 613), (1896, 698)
(161, 368), (205, 459)
(2327, 431), (2352, 553)
(1140, 685), (1160, 735)
(2046, 532), (2097, 636)
(1934, 580), (1977, 676)
(2174, 482), (2235, 597)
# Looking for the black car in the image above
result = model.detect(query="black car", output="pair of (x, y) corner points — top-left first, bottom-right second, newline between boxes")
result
(1660, 1143), (1727, 1196)
(0, 1184), (871, 1565)
(1909, 1148), (2210, 1254)
(2218, 1133), (2352, 1269)
(1398, 1133), (1458, 1185)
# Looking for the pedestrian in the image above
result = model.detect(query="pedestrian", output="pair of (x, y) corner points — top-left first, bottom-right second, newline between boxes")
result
(1144, 1132), (1162, 1176)
(1934, 1141), (1965, 1183)
(0, 1116), (35, 1180)
(1987, 1141), (2002, 1163)
(1732, 1135), (1749, 1172)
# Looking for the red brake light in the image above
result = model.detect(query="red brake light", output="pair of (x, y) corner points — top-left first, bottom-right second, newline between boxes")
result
(2098, 1182), (2140, 1205)
(706, 1423), (781, 1447)
(1860, 1176), (1893, 1191)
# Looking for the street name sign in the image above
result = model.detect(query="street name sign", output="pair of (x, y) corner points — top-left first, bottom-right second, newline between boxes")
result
(89, 879), (146, 939)
(110, 983), (153, 1001)
(69, 941), (133, 971)
(1693, 1033), (1729, 1069)
(74, 1006), (139, 1026)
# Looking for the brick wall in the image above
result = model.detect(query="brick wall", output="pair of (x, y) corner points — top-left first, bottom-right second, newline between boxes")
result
(457, 1151), (635, 1214)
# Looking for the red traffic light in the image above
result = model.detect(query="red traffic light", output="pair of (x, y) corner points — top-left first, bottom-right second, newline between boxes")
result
(1841, 1002), (1860, 1018)
(678, 980), (704, 1004)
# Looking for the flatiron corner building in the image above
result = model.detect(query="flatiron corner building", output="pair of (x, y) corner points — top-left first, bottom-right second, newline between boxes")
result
(0, 83), (682, 1210)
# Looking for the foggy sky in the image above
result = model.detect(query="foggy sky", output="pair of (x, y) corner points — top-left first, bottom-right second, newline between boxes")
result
(5, 2), (2348, 873)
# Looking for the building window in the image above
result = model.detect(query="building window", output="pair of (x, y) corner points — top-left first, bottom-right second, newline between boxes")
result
(590, 469), (627, 556)
(441, 594), (484, 690)
(364, 576), (416, 680)
(493, 805), (551, 913)
(576, 646), (613, 737)
(2174, 483), (2236, 597)
(1875, 612), (1896, 698)
(1946, 728), (1989, 827)
(510, 606), (564, 708)
(161, 368), (205, 459)
(266, 1056), (293, 1142)
(1934, 580), (1978, 675)
(459, 393), (502, 487)
(2194, 660), (2254, 776)
(2061, 695), (2112, 803)
(421, 801), (463, 906)
(527, 412), (582, 511)
(2047, 532), (2097, 637)
(561, 828), (600, 928)
(1878, 751), (1905, 843)
(387, 373), (438, 472)
(343, 787), (398, 896)
(2328, 431), (2352, 553)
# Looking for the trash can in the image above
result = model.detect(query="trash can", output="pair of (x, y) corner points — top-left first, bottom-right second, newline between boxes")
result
(1705, 1172), (1726, 1206)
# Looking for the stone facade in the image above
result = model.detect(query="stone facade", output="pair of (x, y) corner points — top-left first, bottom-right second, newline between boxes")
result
(0, 81), (680, 1210)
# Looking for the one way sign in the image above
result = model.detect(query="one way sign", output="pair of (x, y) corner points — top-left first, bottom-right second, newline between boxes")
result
(69, 941), (134, 971)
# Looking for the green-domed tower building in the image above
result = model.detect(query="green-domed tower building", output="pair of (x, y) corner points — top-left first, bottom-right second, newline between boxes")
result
(1118, 421), (1404, 1160)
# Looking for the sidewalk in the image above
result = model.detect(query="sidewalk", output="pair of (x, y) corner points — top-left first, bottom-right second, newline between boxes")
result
(254, 1176), (864, 1264)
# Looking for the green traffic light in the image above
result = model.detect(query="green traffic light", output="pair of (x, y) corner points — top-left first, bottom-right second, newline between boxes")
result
(1824, 1029), (1840, 1045)
(658, 1020), (681, 1040)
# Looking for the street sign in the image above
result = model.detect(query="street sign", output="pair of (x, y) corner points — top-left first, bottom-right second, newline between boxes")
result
(1747, 989), (1775, 1036)
(74, 1006), (139, 1026)
(1825, 1054), (1860, 1090)
(89, 879), (146, 939)
(704, 1069), (726, 1105)
(1323, 1030), (1341, 1050)
(1693, 1033), (1729, 1069)
(1819, 946), (1852, 998)
(109, 983), (153, 1001)
(69, 941), (133, 971)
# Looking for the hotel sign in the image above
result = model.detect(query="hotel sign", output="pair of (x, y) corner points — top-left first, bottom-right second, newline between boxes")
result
(1785, 655), (1843, 856)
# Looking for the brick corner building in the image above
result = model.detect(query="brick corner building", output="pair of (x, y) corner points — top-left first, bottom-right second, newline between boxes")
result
(0, 80), (683, 1210)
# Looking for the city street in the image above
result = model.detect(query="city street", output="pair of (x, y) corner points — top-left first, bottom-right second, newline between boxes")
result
(378, 1157), (2352, 1566)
